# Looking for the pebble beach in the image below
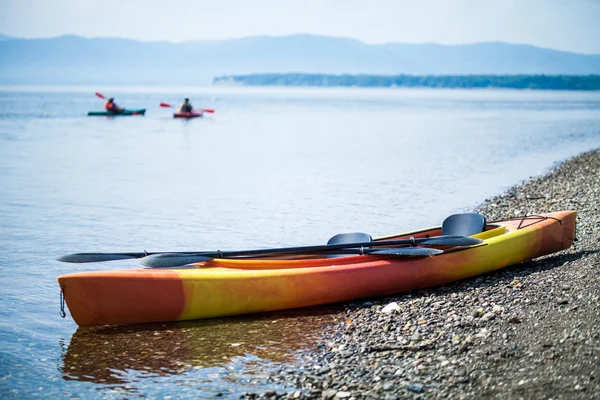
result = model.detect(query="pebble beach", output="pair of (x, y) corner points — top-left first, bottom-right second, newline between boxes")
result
(254, 148), (600, 399)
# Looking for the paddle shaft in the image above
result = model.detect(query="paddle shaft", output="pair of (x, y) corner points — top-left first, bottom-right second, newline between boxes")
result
(58, 235), (482, 263)
(140, 247), (445, 268)
(153, 236), (473, 258)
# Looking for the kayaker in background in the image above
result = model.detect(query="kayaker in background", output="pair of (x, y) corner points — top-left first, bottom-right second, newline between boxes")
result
(104, 98), (124, 114)
(178, 98), (194, 113)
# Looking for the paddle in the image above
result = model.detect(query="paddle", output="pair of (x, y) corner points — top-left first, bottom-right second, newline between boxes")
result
(57, 235), (483, 265)
(160, 102), (215, 113)
(95, 92), (106, 99)
(139, 247), (444, 268)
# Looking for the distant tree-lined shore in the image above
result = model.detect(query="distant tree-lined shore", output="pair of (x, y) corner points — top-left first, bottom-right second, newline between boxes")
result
(213, 73), (600, 90)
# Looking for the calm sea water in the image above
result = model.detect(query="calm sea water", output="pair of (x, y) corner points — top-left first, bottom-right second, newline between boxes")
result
(1, 85), (599, 398)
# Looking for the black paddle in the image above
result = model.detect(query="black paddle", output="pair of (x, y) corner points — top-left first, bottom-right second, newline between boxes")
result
(138, 247), (445, 268)
(57, 235), (482, 264)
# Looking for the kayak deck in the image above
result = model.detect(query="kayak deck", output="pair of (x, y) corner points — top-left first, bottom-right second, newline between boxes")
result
(57, 211), (576, 326)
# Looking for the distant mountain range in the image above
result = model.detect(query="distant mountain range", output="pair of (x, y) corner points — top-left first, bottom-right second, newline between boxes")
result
(1, 34), (599, 85)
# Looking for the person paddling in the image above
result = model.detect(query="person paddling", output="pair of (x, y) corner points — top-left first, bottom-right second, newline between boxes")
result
(178, 98), (194, 113)
(105, 98), (124, 114)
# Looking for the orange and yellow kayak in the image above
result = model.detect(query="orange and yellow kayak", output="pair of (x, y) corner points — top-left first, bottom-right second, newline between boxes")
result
(57, 211), (575, 327)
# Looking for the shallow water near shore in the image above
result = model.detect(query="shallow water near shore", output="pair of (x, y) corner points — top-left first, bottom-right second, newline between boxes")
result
(0, 85), (599, 398)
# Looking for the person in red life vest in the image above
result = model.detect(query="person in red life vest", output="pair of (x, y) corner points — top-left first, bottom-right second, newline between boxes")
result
(104, 98), (124, 114)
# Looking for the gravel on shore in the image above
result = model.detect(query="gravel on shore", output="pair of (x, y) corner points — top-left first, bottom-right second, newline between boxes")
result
(252, 148), (600, 400)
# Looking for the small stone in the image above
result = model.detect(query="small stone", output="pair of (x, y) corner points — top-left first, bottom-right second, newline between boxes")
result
(556, 298), (569, 305)
(472, 308), (485, 317)
(458, 336), (472, 353)
(512, 279), (522, 287)
(406, 384), (424, 393)
(381, 302), (400, 314)
(507, 315), (522, 324)
(481, 312), (496, 321)
(336, 391), (351, 399)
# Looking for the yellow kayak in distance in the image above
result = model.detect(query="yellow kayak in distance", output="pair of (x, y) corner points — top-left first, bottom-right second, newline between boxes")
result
(57, 210), (576, 327)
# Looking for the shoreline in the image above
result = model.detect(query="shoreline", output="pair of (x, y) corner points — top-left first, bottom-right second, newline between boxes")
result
(213, 74), (600, 91)
(258, 148), (600, 399)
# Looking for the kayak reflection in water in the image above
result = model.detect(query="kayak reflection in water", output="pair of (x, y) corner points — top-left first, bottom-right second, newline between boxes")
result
(178, 98), (194, 113)
(59, 308), (341, 387)
(104, 98), (124, 114)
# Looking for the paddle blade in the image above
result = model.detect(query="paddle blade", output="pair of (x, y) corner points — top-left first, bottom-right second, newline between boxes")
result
(95, 92), (106, 99)
(367, 247), (443, 257)
(57, 253), (138, 263)
(201, 109), (215, 113)
(140, 253), (213, 268)
(160, 102), (173, 108)
(419, 236), (483, 246)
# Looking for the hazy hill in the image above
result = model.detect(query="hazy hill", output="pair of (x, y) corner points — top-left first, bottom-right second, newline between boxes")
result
(214, 73), (600, 90)
(1, 34), (599, 85)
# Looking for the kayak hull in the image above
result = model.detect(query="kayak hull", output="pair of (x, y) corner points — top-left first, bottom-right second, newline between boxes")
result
(87, 109), (146, 116)
(58, 211), (576, 327)
(173, 112), (203, 119)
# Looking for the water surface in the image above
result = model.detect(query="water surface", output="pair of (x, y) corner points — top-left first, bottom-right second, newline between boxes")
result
(1, 85), (599, 398)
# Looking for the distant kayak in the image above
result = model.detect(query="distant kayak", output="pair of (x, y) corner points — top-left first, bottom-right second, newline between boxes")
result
(173, 111), (203, 119)
(87, 109), (146, 116)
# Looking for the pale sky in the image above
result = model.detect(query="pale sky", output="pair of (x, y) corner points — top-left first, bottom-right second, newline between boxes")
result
(1, 0), (599, 54)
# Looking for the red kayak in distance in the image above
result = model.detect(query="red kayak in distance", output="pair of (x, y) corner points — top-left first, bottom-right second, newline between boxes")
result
(173, 111), (203, 119)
